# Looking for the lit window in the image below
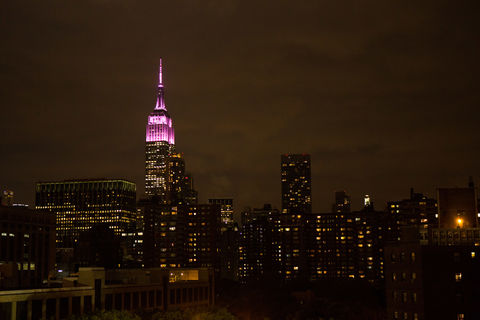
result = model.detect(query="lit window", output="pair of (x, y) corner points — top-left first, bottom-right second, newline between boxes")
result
(455, 273), (462, 282)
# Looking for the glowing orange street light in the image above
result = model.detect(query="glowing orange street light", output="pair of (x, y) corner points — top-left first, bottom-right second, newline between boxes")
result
(457, 218), (464, 228)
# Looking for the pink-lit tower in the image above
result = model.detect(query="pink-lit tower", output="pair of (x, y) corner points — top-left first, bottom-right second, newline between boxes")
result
(145, 59), (176, 199)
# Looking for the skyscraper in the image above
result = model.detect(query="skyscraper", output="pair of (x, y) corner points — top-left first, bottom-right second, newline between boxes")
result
(281, 154), (312, 214)
(145, 59), (176, 199)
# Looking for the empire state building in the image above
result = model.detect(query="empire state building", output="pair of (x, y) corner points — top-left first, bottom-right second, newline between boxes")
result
(145, 59), (175, 198)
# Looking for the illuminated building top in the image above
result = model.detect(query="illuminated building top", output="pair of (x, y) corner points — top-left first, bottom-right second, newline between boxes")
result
(146, 58), (175, 144)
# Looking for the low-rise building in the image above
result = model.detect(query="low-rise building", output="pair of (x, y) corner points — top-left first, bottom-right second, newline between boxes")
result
(0, 267), (214, 320)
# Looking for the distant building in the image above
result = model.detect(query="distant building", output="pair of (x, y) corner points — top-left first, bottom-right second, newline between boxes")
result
(219, 222), (239, 281)
(281, 154), (312, 214)
(332, 190), (351, 213)
(208, 198), (234, 225)
(182, 174), (198, 205)
(35, 179), (137, 248)
(1, 190), (14, 206)
(387, 189), (438, 241)
(0, 267), (214, 320)
(0, 206), (55, 289)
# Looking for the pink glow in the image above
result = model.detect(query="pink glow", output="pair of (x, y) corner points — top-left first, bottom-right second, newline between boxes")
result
(158, 58), (163, 85)
(146, 59), (175, 144)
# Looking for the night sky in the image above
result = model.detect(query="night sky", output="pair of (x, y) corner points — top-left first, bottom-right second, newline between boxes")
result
(2, 1), (479, 214)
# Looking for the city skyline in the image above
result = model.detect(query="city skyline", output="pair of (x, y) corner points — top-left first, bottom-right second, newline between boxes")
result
(2, 1), (480, 213)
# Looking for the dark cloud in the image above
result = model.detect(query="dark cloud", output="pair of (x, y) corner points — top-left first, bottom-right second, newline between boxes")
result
(1, 0), (479, 212)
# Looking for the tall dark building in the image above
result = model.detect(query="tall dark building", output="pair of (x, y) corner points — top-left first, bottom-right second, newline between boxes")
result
(239, 205), (278, 283)
(145, 59), (176, 200)
(0, 206), (55, 289)
(281, 154), (312, 214)
(35, 179), (137, 248)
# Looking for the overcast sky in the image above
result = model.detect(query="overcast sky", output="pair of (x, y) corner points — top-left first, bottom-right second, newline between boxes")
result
(1, 0), (479, 214)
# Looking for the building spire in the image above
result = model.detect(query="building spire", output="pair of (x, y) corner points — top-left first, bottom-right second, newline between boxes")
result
(155, 58), (166, 110)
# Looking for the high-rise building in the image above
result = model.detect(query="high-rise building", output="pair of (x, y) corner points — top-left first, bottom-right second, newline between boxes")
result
(145, 59), (176, 200)
(35, 179), (137, 248)
(208, 198), (234, 225)
(281, 154), (312, 214)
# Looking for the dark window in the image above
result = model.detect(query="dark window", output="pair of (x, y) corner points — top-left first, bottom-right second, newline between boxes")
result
(95, 279), (102, 310)
(0, 302), (12, 320)
(32, 300), (42, 320)
(170, 289), (175, 305)
(114, 294), (122, 310)
(149, 291), (154, 308)
(46, 298), (56, 320)
(72, 297), (81, 315)
(16, 301), (27, 320)
(141, 291), (147, 308)
(176, 288), (181, 304)
(156, 290), (162, 307)
(124, 293), (131, 310)
(60, 297), (69, 319)
(133, 292), (139, 309)
(194, 287), (199, 301)
(188, 288), (193, 302)
(84, 296), (92, 313)
(105, 294), (113, 311)
(183, 288), (187, 303)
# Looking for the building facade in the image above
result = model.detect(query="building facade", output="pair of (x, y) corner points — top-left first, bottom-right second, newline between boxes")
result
(0, 267), (214, 320)
(387, 189), (438, 235)
(239, 205), (278, 283)
(385, 234), (480, 320)
(35, 179), (137, 248)
(141, 201), (221, 273)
